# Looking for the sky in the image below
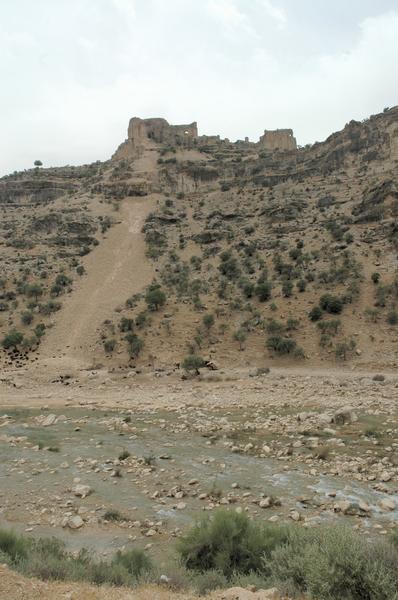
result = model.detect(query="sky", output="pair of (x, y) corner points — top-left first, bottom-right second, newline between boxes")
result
(1, 0), (398, 175)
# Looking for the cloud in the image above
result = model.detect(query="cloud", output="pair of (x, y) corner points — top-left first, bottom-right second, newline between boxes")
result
(258, 0), (287, 28)
(1, 2), (398, 174)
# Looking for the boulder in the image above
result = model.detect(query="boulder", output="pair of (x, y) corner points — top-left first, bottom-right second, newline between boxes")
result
(71, 484), (92, 498)
(64, 515), (84, 529)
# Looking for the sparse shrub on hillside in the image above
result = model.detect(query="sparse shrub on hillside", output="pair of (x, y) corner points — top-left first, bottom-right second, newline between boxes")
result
(25, 283), (43, 302)
(218, 252), (240, 280)
(387, 310), (398, 325)
(286, 318), (299, 331)
(202, 313), (215, 331)
(319, 294), (343, 314)
(21, 311), (34, 325)
(145, 284), (166, 311)
(233, 329), (247, 350)
(104, 339), (116, 353)
(2, 330), (24, 349)
(309, 306), (323, 321)
(317, 319), (341, 335)
(297, 279), (306, 292)
(256, 281), (272, 302)
(266, 319), (284, 335)
(282, 280), (293, 298)
(182, 355), (205, 375)
(335, 339), (356, 360)
(119, 317), (134, 332)
(371, 272), (381, 284)
(125, 334), (144, 358)
(266, 336), (296, 355)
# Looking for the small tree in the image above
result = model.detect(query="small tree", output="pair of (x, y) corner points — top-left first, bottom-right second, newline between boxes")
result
(233, 329), (247, 351)
(2, 330), (24, 350)
(34, 160), (43, 167)
(182, 355), (205, 375)
(282, 280), (293, 298)
(202, 313), (215, 332)
(309, 306), (323, 321)
(25, 283), (43, 302)
(125, 334), (144, 358)
(145, 285), (166, 311)
(256, 281), (272, 302)
(335, 339), (356, 360)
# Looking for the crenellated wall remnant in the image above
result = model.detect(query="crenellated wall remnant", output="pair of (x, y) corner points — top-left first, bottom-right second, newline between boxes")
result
(259, 129), (297, 151)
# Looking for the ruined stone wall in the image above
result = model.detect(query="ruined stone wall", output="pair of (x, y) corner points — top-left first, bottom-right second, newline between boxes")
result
(128, 117), (197, 145)
(259, 129), (297, 151)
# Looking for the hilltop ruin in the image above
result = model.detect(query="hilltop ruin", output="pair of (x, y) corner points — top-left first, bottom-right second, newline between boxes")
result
(113, 116), (298, 159)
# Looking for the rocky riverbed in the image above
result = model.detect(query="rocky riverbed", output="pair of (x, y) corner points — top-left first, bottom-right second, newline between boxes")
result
(1, 367), (398, 559)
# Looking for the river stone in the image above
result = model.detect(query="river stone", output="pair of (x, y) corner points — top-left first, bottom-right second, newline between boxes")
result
(65, 515), (84, 529)
(42, 414), (57, 427)
(72, 484), (92, 498)
(379, 498), (396, 511)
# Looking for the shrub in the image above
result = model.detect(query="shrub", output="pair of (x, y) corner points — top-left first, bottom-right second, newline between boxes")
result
(125, 334), (144, 358)
(335, 339), (356, 360)
(145, 285), (166, 311)
(21, 311), (34, 325)
(266, 319), (284, 334)
(297, 279), (306, 292)
(177, 510), (288, 577)
(203, 313), (215, 331)
(269, 526), (398, 600)
(282, 280), (293, 298)
(2, 330), (24, 349)
(112, 548), (152, 579)
(182, 355), (205, 374)
(371, 272), (381, 284)
(25, 283), (43, 301)
(104, 339), (116, 353)
(319, 294), (343, 314)
(256, 281), (272, 302)
(233, 329), (247, 350)
(387, 311), (398, 325)
(119, 317), (134, 332)
(309, 306), (323, 321)
(266, 336), (296, 355)
(317, 319), (341, 334)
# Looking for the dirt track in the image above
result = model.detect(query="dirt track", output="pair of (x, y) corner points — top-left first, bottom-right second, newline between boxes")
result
(38, 197), (155, 368)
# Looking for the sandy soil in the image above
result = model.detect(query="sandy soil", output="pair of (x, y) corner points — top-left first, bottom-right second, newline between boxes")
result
(37, 197), (155, 370)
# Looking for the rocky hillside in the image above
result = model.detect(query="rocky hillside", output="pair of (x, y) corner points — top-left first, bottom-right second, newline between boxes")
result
(1, 107), (398, 371)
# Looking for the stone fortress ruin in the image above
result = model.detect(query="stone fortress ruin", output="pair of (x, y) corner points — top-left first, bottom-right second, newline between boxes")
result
(113, 116), (297, 159)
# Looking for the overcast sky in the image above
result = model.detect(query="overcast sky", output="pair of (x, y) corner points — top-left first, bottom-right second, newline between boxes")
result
(1, 0), (398, 175)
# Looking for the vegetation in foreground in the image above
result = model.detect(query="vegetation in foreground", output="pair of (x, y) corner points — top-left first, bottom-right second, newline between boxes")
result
(1, 511), (398, 598)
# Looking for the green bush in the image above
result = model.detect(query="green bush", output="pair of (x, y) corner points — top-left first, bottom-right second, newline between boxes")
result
(125, 334), (144, 358)
(309, 306), (323, 321)
(266, 336), (296, 355)
(269, 526), (398, 600)
(182, 355), (205, 374)
(319, 294), (343, 314)
(282, 280), (293, 298)
(104, 339), (116, 353)
(0, 528), (152, 587)
(21, 311), (34, 325)
(2, 330), (24, 349)
(145, 285), (166, 311)
(177, 510), (288, 577)
(256, 281), (272, 302)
